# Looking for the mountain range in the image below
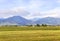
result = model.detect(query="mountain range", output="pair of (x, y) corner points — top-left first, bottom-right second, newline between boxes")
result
(0, 16), (31, 25)
(0, 16), (60, 25)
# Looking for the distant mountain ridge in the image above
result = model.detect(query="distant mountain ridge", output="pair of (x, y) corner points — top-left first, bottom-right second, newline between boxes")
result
(0, 16), (31, 25)
(34, 17), (60, 25)
(0, 16), (60, 25)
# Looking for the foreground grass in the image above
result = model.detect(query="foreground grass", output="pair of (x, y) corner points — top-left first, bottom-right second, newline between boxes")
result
(0, 26), (60, 41)
(0, 30), (60, 41)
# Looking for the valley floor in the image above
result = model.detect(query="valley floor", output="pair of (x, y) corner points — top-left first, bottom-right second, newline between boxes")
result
(0, 26), (60, 41)
(0, 30), (60, 41)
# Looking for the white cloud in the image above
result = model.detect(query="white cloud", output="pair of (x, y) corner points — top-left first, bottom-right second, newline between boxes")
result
(25, 7), (60, 19)
(0, 7), (60, 19)
(0, 0), (60, 19)
(0, 7), (30, 18)
(40, 7), (60, 18)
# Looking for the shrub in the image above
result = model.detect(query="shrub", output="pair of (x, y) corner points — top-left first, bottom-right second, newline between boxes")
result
(42, 24), (47, 27)
(36, 24), (40, 27)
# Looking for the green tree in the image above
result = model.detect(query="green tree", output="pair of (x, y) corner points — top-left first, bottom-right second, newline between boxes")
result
(42, 24), (47, 27)
(36, 24), (40, 27)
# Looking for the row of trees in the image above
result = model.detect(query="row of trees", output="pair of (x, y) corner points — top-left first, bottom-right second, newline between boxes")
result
(37, 24), (47, 26)
(29, 24), (47, 27)
(0, 24), (48, 27)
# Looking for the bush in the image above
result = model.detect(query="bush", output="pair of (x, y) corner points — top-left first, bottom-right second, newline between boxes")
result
(36, 24), (40, 27)
(42, 24), (47, 27)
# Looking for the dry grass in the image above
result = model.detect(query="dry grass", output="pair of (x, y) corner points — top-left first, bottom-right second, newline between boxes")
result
(0, 30), (60, 41)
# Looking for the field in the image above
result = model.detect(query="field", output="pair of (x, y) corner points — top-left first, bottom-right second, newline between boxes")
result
(0, 26), (60, 41)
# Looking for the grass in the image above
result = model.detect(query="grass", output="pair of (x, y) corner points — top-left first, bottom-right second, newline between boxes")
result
(0, 30), (60, 41)
(0, 26), (60, 41)
(0, 26), (60, 31)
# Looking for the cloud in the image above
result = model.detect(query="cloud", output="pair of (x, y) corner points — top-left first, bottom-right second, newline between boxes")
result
(40, 7), (60, 18)
(0, 0), (60, 19)
(0, 7), (30, 18)
(25, 7), (60, 19)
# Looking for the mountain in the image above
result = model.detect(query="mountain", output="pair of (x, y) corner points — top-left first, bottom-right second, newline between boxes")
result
(0, 16), (60, 25)
(34, 17), (60, 25)
(0, 16), (31, 25)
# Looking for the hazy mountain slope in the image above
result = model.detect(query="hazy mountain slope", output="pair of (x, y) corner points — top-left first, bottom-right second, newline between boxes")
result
(0, 16), (60, 25)
(34, 17), (60, 25)
(0, 16), (31, 25)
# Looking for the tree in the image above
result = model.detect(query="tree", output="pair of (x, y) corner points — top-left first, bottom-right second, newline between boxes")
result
(36, 24), (40, 27)
(42, 24), (47, 27)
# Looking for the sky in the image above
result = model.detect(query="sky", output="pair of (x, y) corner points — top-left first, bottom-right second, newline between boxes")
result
(0, 0), (60, 19)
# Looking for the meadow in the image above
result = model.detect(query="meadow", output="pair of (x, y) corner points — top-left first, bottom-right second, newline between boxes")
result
(0, 26), (60, 41)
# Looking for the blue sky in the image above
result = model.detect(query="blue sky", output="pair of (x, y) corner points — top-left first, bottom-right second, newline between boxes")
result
(0, 0), (60, 19)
